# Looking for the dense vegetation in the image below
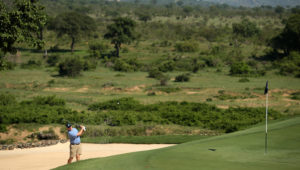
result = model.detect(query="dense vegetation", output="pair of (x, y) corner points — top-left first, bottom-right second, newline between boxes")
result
(0, 94), (281, 133)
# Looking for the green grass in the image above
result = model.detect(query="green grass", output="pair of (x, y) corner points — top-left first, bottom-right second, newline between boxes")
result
(55, 117), (300, 170)
(82, 135), (211, 144)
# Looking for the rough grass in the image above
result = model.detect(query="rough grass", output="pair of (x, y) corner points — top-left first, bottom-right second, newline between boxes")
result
(55, 117), (300, 170)
(1, 66), (299, 113)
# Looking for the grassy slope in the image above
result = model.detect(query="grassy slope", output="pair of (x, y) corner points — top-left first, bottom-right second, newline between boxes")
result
(55, 117), (300, 170)
(81, 135), (212, 144)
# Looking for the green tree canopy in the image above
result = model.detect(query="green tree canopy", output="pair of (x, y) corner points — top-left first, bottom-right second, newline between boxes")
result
(104, 17), (136, 58)
(232, 19), (260, 38)
(48, 12), (96, 52)
(271, 14), (300, 55)
(0, 0), (46, 54)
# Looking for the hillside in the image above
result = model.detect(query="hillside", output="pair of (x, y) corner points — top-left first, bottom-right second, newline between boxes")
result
(55, 117), (300, 170)
(121, 0), (300, 7)
(204, 0), (300, 7)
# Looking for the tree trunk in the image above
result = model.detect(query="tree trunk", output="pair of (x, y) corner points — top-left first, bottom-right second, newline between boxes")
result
(115, 43), (120, 57)
(71, 37), (75, 53)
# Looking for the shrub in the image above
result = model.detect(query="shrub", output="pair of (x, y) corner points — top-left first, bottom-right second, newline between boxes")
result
(157, 87), (181, 93)
(230, 62), (251, 75)
(46, 54), (60, 67)
(175, 41), (199, 52)
(239, 78), (250, 82)
(158, 60), (175, 72)
(159, 75), (170, 86)
(0, 58), (15, 71)
(0, 93), (16, 106)
(160, 40), (172, 47)
(0, 124), (7, 132)
(206, 98), (212, 102)
(113, 59), (134, 72)
(147, 92), (156, 96)
(58, 57), (83, 77)
(113, 58), (141, 72)
(88, 97), (142, 111)
(83, 59), (97, 71)
(202, 55), (222, 67)
(291, 92), (300, 100)
(278, 52), (300, 77)
(89, 41), (110, 58)
(148, 68), (164, 79)
(175, 74), (190, 82)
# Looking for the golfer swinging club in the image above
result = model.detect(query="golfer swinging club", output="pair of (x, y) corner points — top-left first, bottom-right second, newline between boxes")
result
(66, 123), (86, 164)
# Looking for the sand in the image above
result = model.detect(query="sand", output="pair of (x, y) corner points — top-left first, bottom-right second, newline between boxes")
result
(0, 142), (174, 170)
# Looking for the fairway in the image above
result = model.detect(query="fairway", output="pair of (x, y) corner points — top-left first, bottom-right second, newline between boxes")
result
(55, 117), (300, 170)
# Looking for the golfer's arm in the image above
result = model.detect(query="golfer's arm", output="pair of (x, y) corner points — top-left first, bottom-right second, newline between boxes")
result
(77, 128), (84, 136)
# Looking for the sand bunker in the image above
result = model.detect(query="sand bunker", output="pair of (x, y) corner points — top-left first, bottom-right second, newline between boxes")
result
(0, 142), (173, 170)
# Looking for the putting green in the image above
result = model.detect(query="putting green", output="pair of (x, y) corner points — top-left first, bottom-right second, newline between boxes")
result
(55, 117), (300, 170)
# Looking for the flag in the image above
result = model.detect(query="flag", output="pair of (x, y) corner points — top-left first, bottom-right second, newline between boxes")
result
(264, 81), (268, 95)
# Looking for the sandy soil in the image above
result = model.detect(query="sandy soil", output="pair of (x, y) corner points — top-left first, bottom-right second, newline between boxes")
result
(0, 142), (174, 170)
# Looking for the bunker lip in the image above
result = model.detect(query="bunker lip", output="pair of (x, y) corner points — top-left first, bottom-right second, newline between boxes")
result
(0, 142), (174, 170)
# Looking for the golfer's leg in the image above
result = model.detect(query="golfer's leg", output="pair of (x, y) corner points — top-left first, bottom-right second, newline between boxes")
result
(76, 144), (82, 161)
(76, 154), (80, 161)
(68, 145), (75, 164)
(68, 157), (73, 164)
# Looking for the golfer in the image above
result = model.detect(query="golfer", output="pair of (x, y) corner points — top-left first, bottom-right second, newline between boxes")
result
(66, 123), (85, 164)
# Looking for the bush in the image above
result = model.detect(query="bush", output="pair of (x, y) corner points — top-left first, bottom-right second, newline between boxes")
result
(0, 58), (15, 71)
(89, 41), (110, 58)
(278, 52), (300, 77)
(148, 68), (164, 79)
(175, 41), (199, 52)
(157, 87), (181, 93)
(291, 92), (300, 100)
(46, 54), (60, 67)
(159, 75), (170, 86)
(31, 96), (66, 106)
(58, 57), (83, 77)
(88, 97), (143, 111)
(158, 60), (175, 72)
(113, 58), (141, 72)
(239, 78), (250, 82)
(0, 124), (7, 132)
(230, 62), (251, 75)
(0, 93), (16, 106)
(202, 55), (222, 67)
(175, 74), (190, 82)
(83, 59), (97, 71)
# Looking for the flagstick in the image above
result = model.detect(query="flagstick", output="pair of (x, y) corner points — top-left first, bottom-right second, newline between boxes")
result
(265, 92), (268, 155)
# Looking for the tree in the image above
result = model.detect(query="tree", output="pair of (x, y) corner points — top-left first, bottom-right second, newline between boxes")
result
(104, 17), (136, 58)
(48, 12), (96, 52)
(232, 19), (260, 38)
(136, 12), (152, 23)
(0, 0), (46, 54)
(271, 14), (300, 55)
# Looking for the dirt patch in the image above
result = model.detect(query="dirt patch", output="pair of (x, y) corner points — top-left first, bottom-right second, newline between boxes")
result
(0, 128), (31, 143)
(125, 85), (146, 92)
(102, 85), (146, 93)
(38, 126), (66, 140)
(186, 91), (200, 94)
(216, 105), (229, 109)
(0, 125), (66, 144)
(74, 86), (89, 93)
(43, 87), (70, 92)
